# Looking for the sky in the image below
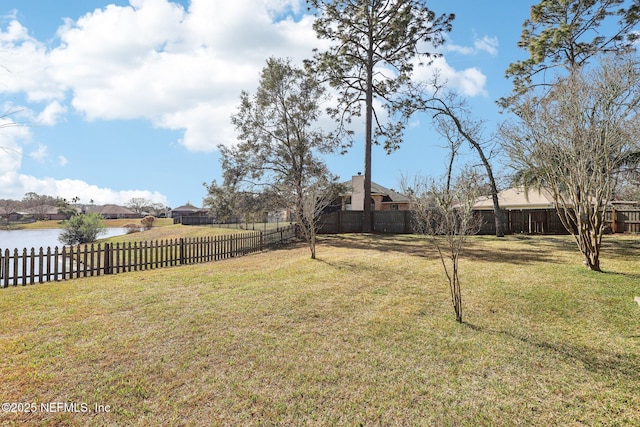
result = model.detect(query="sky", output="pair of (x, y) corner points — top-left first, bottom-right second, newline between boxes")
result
(0, 0), (539, 208)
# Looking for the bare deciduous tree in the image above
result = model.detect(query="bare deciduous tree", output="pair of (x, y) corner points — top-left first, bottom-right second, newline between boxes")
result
(407, 133), (482, 323)
(299, 178), (343, 260)
(501, 55), (640, 271)
(412, 77), (505, 236)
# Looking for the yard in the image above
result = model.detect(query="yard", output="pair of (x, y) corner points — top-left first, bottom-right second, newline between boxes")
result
(0, 233), (638, 426)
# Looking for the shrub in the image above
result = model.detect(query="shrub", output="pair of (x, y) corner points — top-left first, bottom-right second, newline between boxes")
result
(59, 213), (107, 245)
(141, 215), (156, 230)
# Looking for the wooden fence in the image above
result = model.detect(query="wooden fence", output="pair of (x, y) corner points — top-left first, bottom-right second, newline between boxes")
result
(0, 226), (296, 288)
(319, 210), (414, 234)
(608, 208), (640, 233)
(320, 208), (640, 235)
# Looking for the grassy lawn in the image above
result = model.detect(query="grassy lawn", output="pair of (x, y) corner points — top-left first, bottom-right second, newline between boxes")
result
(99, 224), (258, 245)
(0, 233), (639, 426)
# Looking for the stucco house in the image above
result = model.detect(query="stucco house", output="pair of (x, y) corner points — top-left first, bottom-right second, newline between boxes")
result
(473, 187), (566, 234)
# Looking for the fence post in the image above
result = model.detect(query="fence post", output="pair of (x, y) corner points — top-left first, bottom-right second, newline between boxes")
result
(38, 247), (44, 284)
(0, 249), (3, 288)
(180, 238), (185, 265)
(104, 243), (112, 275)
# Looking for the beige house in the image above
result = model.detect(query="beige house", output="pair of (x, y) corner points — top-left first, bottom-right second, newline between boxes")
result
(473, 187), (564, 234)
(473, 187), (557, 211)
(85, 204), (139, 219)
(341, 174), (411, 211)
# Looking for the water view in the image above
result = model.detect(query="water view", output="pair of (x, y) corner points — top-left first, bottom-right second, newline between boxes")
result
(0, 228), (128, 252)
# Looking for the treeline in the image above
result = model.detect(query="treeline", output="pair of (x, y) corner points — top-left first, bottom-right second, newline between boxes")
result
(0, 192), (78, 219)
(0, 193), (167, 220)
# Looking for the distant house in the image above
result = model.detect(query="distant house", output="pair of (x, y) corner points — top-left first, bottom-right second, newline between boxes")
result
(169, 204), (211, 225)
(26, 205), (70, 221)
(170, 204), (209, 219)
(85, 204), (139, 219)
(0, 206), (16, 222)
(341, 174), (412, 211)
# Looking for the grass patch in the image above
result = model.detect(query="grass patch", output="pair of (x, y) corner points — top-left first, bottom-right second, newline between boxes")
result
(99, 224), (255, 245)
(0, 234), (639, 426)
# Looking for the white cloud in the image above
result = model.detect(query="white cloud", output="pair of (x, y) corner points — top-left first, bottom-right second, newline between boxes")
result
(37, 101), (67, 126)
(474, 35), (498, 56)
(3, 173), (168, 205)
(0, 117), (28, 175)
(413, 57), (488, 97)
(28, 144), (47, 162)
(445, 34), (499, 57)
(58, 155), (68, 167)
(34, 0), (317, 151)
(445, 43), (474, 56)
(1, 0), (483, 152)
(0, 21), (66, 102)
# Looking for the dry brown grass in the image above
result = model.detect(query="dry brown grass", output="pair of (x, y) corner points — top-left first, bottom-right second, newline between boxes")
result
(100, 224), (253, 244)
(0, 233), (639, 426)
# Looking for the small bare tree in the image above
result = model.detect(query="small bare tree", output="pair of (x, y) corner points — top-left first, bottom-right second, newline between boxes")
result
(299, 178), (342, 260)
(408, 160), (482, 323)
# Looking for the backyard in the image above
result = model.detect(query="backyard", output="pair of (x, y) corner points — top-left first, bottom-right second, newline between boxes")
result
(0, 233), (639, 426)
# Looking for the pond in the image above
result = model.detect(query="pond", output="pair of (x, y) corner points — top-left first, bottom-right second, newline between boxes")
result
(0, 228), (128, 252)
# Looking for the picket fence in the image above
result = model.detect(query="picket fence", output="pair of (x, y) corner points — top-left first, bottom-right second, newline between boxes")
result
(0, 226), (296, 287)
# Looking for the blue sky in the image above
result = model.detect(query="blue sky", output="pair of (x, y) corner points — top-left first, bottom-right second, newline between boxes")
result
(0, 0), (538, 208)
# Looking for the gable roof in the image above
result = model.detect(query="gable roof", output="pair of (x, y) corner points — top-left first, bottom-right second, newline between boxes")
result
(172, 204), (206, 212)
(25, 205), (68, 215)
(342, 179), (411, 204)
(371, 182), (411, 203)
(86, 204), (137, 215)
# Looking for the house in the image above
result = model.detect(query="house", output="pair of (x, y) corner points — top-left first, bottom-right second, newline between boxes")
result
(318, 174), (413, 233)
(341, 173), (412, 211)
(170, 204), (211, 224)
(85, 204), (139, 219)
(26, 205), (70, 221)
(170, 204), (209, 219)
(0, 206), (17, 223)
(473, 187), (566, 234)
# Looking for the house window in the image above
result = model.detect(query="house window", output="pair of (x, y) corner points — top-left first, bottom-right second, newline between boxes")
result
(391, 204), (399, 211)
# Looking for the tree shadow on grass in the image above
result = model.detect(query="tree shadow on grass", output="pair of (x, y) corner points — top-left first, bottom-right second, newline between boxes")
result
(601, 235), (640, 257)
(464, 322), (640, 381)
(318, 233), (430, 257)
(318, 233), (573, 265)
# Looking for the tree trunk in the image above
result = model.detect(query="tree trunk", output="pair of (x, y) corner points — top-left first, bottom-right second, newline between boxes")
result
(362, 18), (374, 233)
(452, 266), (462, 323)
(469, 133), (503, 237)
(580, 233), (601, 272)
(436, 106), (504, 237)
(310, 227), (316, 260)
